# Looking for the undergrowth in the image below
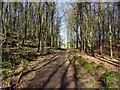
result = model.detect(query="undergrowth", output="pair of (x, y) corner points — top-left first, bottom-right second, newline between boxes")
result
(2, 48), (37, 78)
(101, 71), (120, 88)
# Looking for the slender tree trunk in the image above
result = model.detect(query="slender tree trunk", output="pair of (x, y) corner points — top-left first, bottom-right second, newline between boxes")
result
(17, 10), (20, 40)
(108, 3), (113, 58)
(79, 3), (84, 51)
(2, 2), (5, 34)
(37, 11), (42, 52)
(13, 3), (16, 32)
(102, 10), (105, 44)
(98, 3), (102, 55)
(22, 3), (28, 46)
(76, 20), (79, 49)
(51, 9), (54, 49)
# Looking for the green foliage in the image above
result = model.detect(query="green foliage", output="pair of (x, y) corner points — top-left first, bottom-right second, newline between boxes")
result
(78, 56), (85, 61)
(101, 71), (120, 88)
(73, 55), (94, 74)
(19, 59), (28, 66)
(2, 69), (13, 78)
(77, 56), (87, 67)
(2, 60), (12, 68)
(2, 47), (37, 70)
(2, 47), (38, 79)
(83, 62), (94, 74)
(90, 61), (96, 66)
(69, 51), (78, 62)
(2, 48), (16, 69)
(80, 60), (87, 67)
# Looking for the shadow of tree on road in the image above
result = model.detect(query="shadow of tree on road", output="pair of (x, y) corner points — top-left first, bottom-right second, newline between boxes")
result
(18, 51), (84, 89)
(60, 62), (71, 89)
(41, 60), (67, 89)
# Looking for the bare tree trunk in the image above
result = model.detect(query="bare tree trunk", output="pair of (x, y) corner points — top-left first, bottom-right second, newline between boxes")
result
(22, 3), (28, 46)
(76, 20), (79, 49)
(98, 3), (102, 55)
(51, 8), (54, 49)
(13, 3), (16, 32)
(37, 10), (42, 52)
(108, 3), (113, 58)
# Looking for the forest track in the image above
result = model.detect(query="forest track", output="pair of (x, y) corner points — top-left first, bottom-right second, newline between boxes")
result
(17, 50), (83, 89)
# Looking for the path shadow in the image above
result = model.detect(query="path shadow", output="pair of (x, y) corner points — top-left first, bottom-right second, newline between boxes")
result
(16, 51), (65, 87)
(72, 60), (79, 89)
(23, 53), (62, 74)
(11, 52), (61, 78)
(60, 62), (71, 89)
(41, 60), (67, 89)
(18, 51), (71, 88)
(18, 51), (85, 89)
(72, 59), (85, 89)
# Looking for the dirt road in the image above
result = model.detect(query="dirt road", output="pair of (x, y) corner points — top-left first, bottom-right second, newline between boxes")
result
(18, 50), (84, 89)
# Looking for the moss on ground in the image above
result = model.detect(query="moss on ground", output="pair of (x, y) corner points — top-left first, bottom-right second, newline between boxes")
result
(2, 47), (38, 78)
(71, 55), (94, 74)
(101, 71), (120, 88)
(90, 61), (96, 66)
(83, 62), (94, 74)
(69, 50), (120, 88)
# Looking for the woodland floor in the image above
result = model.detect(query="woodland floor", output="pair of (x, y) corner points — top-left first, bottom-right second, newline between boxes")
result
(2, 39), (120, 89)
(17, 50), (83, 88)
(14, 50), (119, 89)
